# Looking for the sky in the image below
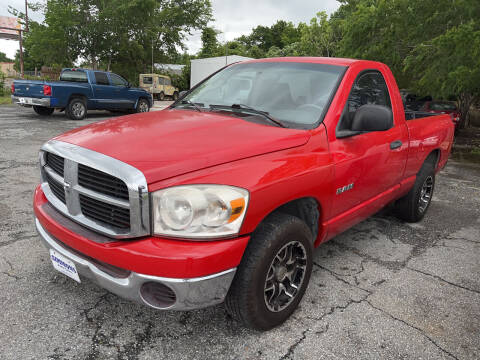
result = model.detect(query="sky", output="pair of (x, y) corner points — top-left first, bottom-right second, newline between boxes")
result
(0, 0), (340, 60)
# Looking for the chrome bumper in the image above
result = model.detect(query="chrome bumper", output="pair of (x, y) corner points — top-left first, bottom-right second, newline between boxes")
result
(12, 95), (51, 107)
(35, 218), (236, 310)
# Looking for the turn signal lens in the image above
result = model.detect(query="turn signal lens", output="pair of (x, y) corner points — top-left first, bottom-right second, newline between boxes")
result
(11, 83), (14, 94)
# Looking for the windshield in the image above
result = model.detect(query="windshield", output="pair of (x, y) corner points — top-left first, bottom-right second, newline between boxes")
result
(181, 62), (345, 128)
(430, 102), (457, 111)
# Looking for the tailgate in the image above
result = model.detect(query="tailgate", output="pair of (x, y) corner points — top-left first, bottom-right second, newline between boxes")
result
(14, 81), (46, 98)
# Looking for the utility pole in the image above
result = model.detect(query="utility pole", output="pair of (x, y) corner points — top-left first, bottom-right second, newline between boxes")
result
(20, 0), (29, 78)
(19, 31), (23, 78)
(151, 38), (154, 74)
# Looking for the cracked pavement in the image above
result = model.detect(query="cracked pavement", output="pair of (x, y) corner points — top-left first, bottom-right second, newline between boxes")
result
(0, 106), (479, 359)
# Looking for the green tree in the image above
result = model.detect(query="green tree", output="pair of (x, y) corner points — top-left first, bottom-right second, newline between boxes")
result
(199, 27), (220, 58)
(12, 0), (212, 82)
(405, 22), (480, 128)
(299, 12), (336, 57)
(332, 0), (480, 125)
(0, 52), (13, 62)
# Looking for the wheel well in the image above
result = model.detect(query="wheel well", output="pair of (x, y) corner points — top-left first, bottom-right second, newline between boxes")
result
(68, 94), (87, 104)
(270, 197), (320, 242)
(426, 149), (440, 168)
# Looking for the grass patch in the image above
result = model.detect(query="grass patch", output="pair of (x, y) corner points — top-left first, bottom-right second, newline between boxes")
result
(0, 94), (13, 105)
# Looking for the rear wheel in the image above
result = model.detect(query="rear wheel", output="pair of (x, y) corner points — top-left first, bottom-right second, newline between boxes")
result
(33, 106), (54, 116)
(225, 213), (313, 330)
(159, 92), (165, 101)
(394, 160), (435, 222)
(66, 98), (87, 120)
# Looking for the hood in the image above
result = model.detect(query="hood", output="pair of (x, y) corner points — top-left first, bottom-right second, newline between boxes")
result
(54, 109), (311, 184)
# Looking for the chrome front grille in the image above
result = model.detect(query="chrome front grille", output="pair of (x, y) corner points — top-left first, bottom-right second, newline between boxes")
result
(79, 194), (130, 229)
(39, 140), (150, 239)
(78, 164), (129, 200)
(46, 152), (64, 177)
(46, 172), (66, 204)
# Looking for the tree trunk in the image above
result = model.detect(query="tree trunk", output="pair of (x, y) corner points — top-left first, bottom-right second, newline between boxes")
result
(457, 93), (474, 129)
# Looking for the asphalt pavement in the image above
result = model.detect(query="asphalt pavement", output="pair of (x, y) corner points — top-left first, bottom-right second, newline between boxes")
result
(0, 104), (479, 360)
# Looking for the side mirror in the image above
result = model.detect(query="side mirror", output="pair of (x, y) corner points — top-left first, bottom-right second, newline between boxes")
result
(179, 90), (187, 98)
(351, 104), (393, 132)
(126, 82), (131, 88)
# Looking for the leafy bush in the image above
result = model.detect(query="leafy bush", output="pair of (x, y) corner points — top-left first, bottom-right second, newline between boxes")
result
(0, 71), (5, 96)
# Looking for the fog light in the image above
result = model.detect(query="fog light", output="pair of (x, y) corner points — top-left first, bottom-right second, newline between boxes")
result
(140, 282), (176, 309)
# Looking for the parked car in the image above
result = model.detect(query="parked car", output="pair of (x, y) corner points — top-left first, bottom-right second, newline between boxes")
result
(139, 73), (179, 101)
(421, 100), (461, 128)
(34, 57), (454, 330)
(11, 68), (153, 120)
(403, 91), (433, 111)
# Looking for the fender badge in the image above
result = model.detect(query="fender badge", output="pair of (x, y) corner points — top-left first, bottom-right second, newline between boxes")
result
(336, 183), (354, 195)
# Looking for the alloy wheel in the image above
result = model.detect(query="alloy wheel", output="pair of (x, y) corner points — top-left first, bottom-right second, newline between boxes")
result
(418, 175), (433, 213)
(264, 241), (307, 312)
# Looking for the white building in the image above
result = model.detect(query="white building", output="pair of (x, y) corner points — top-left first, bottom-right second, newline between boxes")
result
(190, 55), (253, 88)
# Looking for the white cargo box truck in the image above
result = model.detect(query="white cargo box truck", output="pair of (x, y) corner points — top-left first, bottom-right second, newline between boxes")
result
(190, 55), (253, 88)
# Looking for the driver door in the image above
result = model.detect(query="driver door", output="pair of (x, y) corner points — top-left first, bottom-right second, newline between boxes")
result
(109, 73), (134, 109)
(328, 70), (409, 234)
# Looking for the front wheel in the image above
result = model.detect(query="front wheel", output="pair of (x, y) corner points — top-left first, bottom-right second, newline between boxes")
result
(33, 106), (55, 116)
(136, 98), (150, 113)
(225, 213), (313, 330)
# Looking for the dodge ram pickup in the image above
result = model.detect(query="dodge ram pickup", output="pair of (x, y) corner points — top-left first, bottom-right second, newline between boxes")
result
(33, 57), (454, 330)
(12, 68), (152, 120)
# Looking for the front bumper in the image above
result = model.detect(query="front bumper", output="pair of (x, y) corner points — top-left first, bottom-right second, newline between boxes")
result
(35, 218), (237, 310)
(12, 95), (51, 107)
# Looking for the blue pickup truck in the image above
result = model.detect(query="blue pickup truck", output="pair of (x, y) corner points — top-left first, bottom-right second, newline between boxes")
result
(11, 68), (153, 120)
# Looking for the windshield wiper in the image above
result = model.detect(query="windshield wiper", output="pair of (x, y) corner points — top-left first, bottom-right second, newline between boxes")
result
(209, 103), (286, 128)
(172, 99), (203, 112)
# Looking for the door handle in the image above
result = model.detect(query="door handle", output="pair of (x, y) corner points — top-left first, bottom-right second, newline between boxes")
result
(390, 140), (402, 150)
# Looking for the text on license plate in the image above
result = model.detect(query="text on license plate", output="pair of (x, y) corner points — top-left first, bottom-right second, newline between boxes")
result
(49, 249), (81, 283)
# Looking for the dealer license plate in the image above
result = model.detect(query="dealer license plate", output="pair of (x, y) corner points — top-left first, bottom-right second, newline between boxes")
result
(18, 97), (33, 105)
(49, 249), (81, 283)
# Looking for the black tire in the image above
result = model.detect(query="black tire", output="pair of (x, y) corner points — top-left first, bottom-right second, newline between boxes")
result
(225, 212), (313, 330)
(33, 106), (55, 116)
(136, 98), (150, 113)
(159, 92), (165, 101)
(66, 97), (87, 120)
(394, 160), (435, 222)
(173, 91), (179, 101)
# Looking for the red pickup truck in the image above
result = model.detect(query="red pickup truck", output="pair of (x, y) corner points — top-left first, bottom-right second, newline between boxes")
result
(34, 57), (454, 330)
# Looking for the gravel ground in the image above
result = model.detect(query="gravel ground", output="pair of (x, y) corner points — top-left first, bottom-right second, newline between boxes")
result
(0, 105), (479, 360)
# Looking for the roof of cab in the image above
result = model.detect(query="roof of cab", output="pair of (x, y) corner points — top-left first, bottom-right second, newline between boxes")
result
(241, 57), (369, 67)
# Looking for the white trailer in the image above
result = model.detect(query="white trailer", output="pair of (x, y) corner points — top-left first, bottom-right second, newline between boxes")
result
(190, 55), (253, 88)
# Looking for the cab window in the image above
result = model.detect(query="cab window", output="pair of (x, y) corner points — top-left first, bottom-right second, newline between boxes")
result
(143, 76), (153, 85)
(339, 70), (392, 130)
(110, 74), (128, 87)
(60, 70), (88, 83)
(94, 72), (109, 85)
(164, 77), (171, 86)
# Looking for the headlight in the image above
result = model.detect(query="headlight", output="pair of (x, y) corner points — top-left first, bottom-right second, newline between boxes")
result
(152, 185), (249, 239)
